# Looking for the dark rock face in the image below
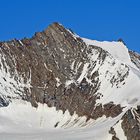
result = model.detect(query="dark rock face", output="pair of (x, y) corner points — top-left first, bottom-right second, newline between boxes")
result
(109, 127), (119, 140)
(121, 107), (140, 140)
(108, 107), (140, 140)
(0, 96), (9, 107)
(129, 50), (140, 70)
(0, 22), (140, 139)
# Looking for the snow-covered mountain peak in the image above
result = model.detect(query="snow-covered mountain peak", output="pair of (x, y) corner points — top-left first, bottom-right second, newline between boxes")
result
(0, 23), (140, 140)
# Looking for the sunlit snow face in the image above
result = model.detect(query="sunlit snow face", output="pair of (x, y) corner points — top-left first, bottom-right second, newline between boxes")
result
(0, 99), (128, 140)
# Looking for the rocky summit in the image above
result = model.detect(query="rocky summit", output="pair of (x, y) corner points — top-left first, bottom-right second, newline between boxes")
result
(0, 22), (140, 140)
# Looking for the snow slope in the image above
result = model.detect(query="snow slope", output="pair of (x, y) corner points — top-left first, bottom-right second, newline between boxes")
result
(82, 37), (140, 106)
(82, 38), (138, 69)
(0, 99), (128, 140)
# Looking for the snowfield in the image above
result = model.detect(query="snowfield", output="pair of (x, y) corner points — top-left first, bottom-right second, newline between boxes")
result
(0, 99), (128, 140)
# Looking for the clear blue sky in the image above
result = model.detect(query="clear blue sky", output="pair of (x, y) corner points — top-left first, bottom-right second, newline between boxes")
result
(0, 0), (139, 53)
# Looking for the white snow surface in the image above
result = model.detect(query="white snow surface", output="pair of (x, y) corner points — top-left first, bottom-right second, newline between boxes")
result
(0, 99), (128, 140)
(0, 53), (31, 102)
(113, 120), (127, 140)
(82, 38), (137, 69)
